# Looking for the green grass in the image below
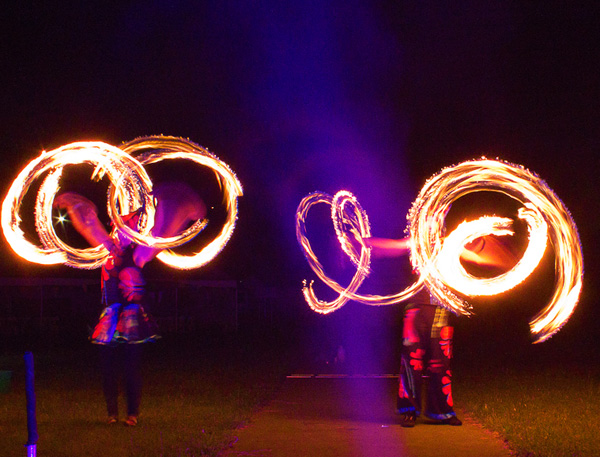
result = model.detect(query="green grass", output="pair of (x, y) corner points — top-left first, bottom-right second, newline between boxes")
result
(3, 332), (600, 457)
(0, 337), (286, 457)
(455, 363), (600, 457)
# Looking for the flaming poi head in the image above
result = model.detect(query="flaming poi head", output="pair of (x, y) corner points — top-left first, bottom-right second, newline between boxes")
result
(296, 158), (583, 343)
(2, 136), (242, 271)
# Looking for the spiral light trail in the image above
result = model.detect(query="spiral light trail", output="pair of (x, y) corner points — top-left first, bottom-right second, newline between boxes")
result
(296, 190), (425, 314)
(296, 159), (583, 342)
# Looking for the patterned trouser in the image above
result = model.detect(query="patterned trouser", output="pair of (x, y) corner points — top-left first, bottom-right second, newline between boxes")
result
(397, 303), (457, 420)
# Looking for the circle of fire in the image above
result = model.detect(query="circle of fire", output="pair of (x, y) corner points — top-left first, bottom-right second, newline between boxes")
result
(296, 158), (583, 343)
(2, 136), (242, 271)
(120, 136), (243, 270)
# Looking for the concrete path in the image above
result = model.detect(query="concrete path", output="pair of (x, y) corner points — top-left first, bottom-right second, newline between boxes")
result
(221, 376), (512, 457)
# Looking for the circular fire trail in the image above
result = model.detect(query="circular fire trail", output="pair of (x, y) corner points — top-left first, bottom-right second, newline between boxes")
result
(2, 136), (242, 271)
(296, 159), (583, 342)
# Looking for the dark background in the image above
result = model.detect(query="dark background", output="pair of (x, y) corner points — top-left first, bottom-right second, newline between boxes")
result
(0, 1), (598, 371)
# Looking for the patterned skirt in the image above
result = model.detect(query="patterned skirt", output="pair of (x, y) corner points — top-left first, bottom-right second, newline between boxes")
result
(91, 303), (160, 345)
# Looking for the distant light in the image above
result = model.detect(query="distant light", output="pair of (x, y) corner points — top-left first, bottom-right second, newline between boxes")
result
(55, 213), (67, 225)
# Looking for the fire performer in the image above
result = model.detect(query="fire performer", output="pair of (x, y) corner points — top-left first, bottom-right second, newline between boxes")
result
(365, 234), (516, 427)
(54, 182), (206, 426)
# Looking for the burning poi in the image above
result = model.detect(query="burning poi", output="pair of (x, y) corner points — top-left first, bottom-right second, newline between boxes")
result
(296, 158), (583, 343)
(2, 136), (243, 271)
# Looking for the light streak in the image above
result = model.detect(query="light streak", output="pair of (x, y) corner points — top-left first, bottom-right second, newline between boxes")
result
(2, 142), (151, 269)
(2, 137), (242, 271)
(296, 191), (371, 314)
(119, 136), (243, 269)
(331, 191), (371, 270)
(435, 204), (548, 298)
(296, 191), (425, 314)
(296, 159), (583, 342)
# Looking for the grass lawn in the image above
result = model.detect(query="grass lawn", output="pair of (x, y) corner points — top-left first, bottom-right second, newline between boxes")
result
(0, 333), (287, 457)
(2, 323), (600, 457)
(457, 365), (600, 457)
(454, 325), (600, 457)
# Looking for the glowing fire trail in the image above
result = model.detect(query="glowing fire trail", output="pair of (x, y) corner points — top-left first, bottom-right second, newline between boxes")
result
(409, 159), (583, 342)
(2, 142), (152, 269)
(2, 137), (242, 271)
(119, 136), (243, 270)
(296, 159), (583, 343)
(296, 191), (426, 314)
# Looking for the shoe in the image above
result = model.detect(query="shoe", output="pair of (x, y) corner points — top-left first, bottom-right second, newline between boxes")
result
(399, 412), (416, 428)
(124, 415), (138, 426)
(107, 416), (118, 425)
(441, 416), (462, 426)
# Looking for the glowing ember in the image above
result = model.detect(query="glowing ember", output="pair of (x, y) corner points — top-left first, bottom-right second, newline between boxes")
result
(296, 158), (583, 342)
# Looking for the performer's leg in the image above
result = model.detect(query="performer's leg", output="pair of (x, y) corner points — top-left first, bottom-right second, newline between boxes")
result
(124, 343), (143, 420)
(398, 352), (422, 413)
(424, 307), (461, 424)
(397, 305), (427, 425)
(98, 345), (119, 419)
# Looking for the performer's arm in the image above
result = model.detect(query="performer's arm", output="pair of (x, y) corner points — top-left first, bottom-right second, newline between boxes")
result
(53, 192), (112, 248)
(364, 237), (411, 258)
(133, 182), (208, 268)
(461, 236), (518, 270)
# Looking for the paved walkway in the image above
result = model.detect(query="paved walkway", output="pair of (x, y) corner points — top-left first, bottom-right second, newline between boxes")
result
(221, 376), (512, 457)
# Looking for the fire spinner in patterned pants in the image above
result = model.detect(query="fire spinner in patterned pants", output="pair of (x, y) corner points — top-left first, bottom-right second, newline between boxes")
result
(397, 300), (461, 426)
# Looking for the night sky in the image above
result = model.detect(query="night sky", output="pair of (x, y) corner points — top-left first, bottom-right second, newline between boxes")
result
(0, 1), (598, 353)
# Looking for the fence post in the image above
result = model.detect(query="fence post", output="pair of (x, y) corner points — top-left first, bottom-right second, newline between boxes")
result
(24, 351), (37, 457)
